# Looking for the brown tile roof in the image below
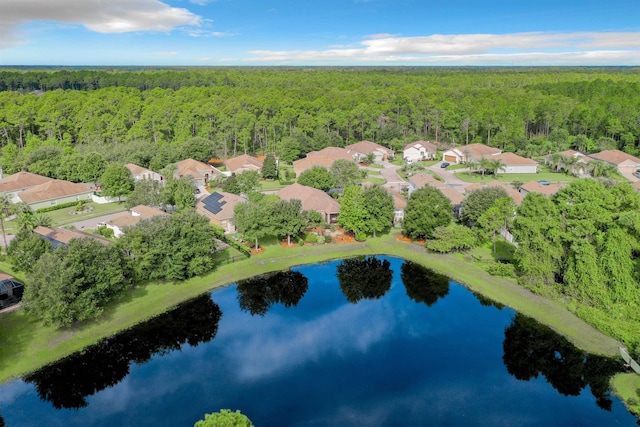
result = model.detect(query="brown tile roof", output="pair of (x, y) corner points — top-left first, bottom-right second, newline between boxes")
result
(409, 172), (446, 189)
(34, 226), (110, 245)
(493, 152), (538, 166)
(277, 183), (340, 215)
(519, 181), (564, 196)
(125, 163), (147, 176)
(306, 147), (355, 161)
(453, 143), (501, 160)
(0, 172), (54, 193)
(389, 190), (407, 210)
(0, 271), (14, 282)
(438, 186), (465, 205)
(175, 158), (221, 180)
(17, 180), (93, 204)
(345, 140), (393, 156)
(465, 180), (523, 205)
(588, 150), (640, 165)
(196, 191), (246, 221)
(224, 154), (264, 173)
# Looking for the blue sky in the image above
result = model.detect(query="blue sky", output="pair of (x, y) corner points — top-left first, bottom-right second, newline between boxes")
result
(1, 0), (639, 66)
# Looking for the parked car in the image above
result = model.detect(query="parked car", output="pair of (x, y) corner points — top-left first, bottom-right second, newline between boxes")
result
(633, 170), (640, 179)
(441, 162), (450, 168)
(538, 180), (550, 186)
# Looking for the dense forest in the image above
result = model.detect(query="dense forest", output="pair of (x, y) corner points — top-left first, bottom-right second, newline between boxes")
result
(0, 67), (639, 176)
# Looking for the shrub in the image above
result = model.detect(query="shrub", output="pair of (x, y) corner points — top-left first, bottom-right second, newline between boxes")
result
(484, 261), (516, 277)
(36, 201), (79, 213)
(97, 226), (114, 238)
(304, 233), (319, 244)
(355, 232), (367, 242)
(324, 235), (333, 243)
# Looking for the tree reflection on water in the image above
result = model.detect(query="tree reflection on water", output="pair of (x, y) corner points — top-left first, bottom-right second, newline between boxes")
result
(502, 313), (623, 411)
(400, 260), (450, 307)
(24, 295), (222, 410)
(336, 256), (393, 304)
(236, 270), (309, 316)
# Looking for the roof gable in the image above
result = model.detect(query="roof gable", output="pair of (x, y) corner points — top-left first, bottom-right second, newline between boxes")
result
(589, 150), (640, 165)
(224, 154), (264, 173)
(17, 180), (93, 204)
(277, 183), (340, 213)
(0, 172), (54, 193)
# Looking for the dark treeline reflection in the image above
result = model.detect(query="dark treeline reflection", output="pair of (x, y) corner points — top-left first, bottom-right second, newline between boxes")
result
(236, 270), (309, 316)
(24, 295), (222, 410)
(337, 256), (393, 304)
(400, 261), (450, 307)
(503, 313), (623, 411)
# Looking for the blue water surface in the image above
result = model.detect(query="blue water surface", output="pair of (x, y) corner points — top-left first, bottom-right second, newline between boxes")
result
(0, 256), (637, 426)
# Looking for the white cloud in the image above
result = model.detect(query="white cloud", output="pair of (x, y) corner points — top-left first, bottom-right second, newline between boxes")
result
(247, 31), (640, 65)
(0, 0), (202, 48)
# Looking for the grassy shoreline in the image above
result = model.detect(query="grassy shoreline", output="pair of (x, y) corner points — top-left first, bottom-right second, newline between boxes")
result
(0, 232), (638, 415)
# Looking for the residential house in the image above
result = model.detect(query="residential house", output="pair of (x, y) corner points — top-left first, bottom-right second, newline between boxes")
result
(491, 152), (538, 174)
(442, 143), (501, 164)
(293, 147), (356, 176)
(17, 179), (93, 210)
(407, 172), (445, 195)
(519, 181), (564, 197)
(0, 171), (54, 203)
(224, 154), (264, 174)
(588, 150), (640, 177)
(403, 141), (438, 163)
(345, 140), (394, 162)
(464, 181), (524, 205)
(389, 190), (407, 224)
(0, 271), (23, 310)
(277, 183), (340, 224)
(174, 158), (222, 187)
(34, 226), (110, 249)
(105, 205), (168, 237)
(545, 150), (590, 175)
(125, 163), (164, 182)
(196, 191), (247, 233)
(408, 172), (464, 216)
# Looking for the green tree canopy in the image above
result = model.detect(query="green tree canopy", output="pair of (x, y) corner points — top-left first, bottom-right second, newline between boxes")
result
(337, 185), (368, 237)
(461, 186), (509, 227)
(297, 166), (336, 191)
(403, 186), (453, 239)
(23, 239), (130, 327)
(100, 163), (134, 201)
(330, 159), (362, 189)
(194, 409), (254, 427)
(261, 154), (277, 179)
(362, 185), (395, 237)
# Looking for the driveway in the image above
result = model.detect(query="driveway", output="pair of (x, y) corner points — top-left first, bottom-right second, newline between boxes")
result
(427, 162), (471, 193)
(377, 161), (407, 192)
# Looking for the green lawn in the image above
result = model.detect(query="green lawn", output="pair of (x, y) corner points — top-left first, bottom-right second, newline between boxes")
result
(611, 373), (640, 418)
(4, 202), (129, 233)
(258, 179), (289, 191)
(364, 177), (386, 185)
(453, 170), (577, 184)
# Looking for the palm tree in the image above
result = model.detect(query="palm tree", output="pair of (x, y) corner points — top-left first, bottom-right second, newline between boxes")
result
(478, 157), (491, 178)
(589, 160), (617, 178)
(546, 153), (565, 172)
(488, 158), (506, 178)
(561, 155), (579, 176)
